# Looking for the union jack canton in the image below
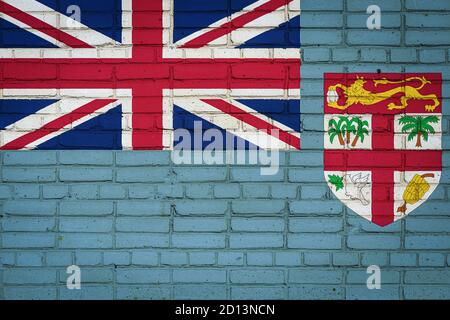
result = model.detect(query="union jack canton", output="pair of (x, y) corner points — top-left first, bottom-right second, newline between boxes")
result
(0, 0), (301, 150)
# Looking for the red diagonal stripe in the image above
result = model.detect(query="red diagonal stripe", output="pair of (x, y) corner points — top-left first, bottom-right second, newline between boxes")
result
(0, 99), (117, 150)
(202, 99), (300, 149)
(0, 1), (93, 48)
(180, 0), (293, 48)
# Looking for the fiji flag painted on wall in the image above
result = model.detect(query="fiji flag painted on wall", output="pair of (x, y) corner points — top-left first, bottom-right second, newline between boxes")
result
(0, 0), (301, 150)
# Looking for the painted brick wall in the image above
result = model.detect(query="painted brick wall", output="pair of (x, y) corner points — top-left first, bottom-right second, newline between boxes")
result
(1, 0), (450, 300)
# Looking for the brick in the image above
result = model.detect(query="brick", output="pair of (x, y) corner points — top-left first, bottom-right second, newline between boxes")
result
(59, 217), (113, 233)
(173, 217), (226, 232)
(189, 252), (216, 265)
(390, 253), (417, 267)
(75, 252), (102, 266)
(347, 235), (401, 250)
(360, 49), (387, 62)
(242, 184), (270, 198)
(59, 151), (112, 165)
(332, 48), (359, 62)
(405, 270), (450, 285)
(288, 234), (342, 249)
(42, 186), (69, 199)
(406, 31), (450, 46)
(3, 151), (56, 165)
(69, 185), (99, 200)
(116, 168), (170, 182)
(174, 167), (227, 182)
(346, 286), (400, 300)
(231, 218), (284, 232)
(301, 0), (343, 10)
(347, 270), (400, 284)
(247, 252), (273, 266)
(213, 184), (241, 198)
(404, 286), (450, 300)
(13, 185), (40, 199)
(116, 269), (170, 284)
(117, 201), (170, 216)
(59, 268), (113, 283)
(46, 251), (73, 266)
(59, 286), (113, 300)
(231, 287), (285, 300)
(2, 217), (55, 232)
(174, 269), (226, 283)
(117, 286), (171, 300)
(271, 184), (298, 199)
(406, 236), (450, 249)
(406, 218), (450, 232)
(289, 286), (343, 299)
(302, 30), (343, 45)
(218, 252), (244, 266)
(116, 151), (170, 166)
(59, 233), (112, 249)
(419, 49), (447, 63)
(4, 287), (57, 300)
(347, 31), (401, 46)
(361, 253), (388, 267)
(131, 251), (158, 266)
(185, 184), (213, 198)
(419, 253), (446, 267)
(304, 252), (331, 266)
(2, 233), (55, 248)
(172, 234), (225, 249)
(173, 285), (227, 300)
(289, 169), (325, 182)
(116, 234), (169, 248)
(117, 217), (170, 233)
(289, 269), (343, 285)
(59, 168), (112, 182)
(0, 185), (12, 199)
(348, 0), (400, 11)
(60, 201), (113, 216)
(174, 200), (228, 215)
(300, 185), (328, 199)
(16, 252), (44, 266)
(104, 252), (130, 266)
(4, 269), (57, 284)
(301, 13), (342, 28)
(289, 218), (342, 232)
(405, 0), (450, 10)
(333, 253), (359, 266)
(2, 168), (56, 182)
(232, 200), (285, 214)
(161, 252), (188, 266)
(275, 252), (301, 266)
(99, 185), (127, 199)
(390, 48), (417, 63)
(230, 234), (283, 249)
(230, 270), (284, 284)
(289, 201), (343, 215)
(230, 168), (284, 182)
(303, 48), (330, 62)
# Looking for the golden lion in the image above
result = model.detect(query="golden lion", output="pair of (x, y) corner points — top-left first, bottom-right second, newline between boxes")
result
(326, 76), (440, 112)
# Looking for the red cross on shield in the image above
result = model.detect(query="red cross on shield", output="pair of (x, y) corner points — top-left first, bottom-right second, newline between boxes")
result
(324, 73), (443, 227)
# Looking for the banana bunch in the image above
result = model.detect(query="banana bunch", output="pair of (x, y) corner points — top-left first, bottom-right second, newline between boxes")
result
(397, 173), (434, 214)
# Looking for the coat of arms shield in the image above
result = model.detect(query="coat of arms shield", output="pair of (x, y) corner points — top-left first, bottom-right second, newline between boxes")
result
(324, 73), (442, 227)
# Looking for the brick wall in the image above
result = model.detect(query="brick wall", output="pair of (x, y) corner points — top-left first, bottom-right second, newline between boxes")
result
(1, 0), (450, 300)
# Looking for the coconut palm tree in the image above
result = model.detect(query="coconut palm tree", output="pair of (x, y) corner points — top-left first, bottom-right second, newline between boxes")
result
(399, 115), (439, 147)
(328, 116), (352, 146)
(351, 118), (370, 147)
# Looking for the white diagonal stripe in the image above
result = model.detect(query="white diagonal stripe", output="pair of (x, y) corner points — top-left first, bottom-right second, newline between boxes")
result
(2, 0), (120, 47)
(0, 99), (121, 149)
(173, 98), (296, 150)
